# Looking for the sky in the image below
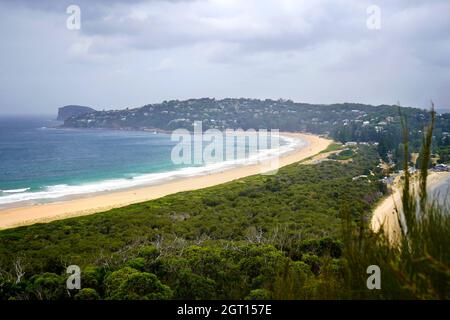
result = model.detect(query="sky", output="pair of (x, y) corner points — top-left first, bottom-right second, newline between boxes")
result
(0, 0), (449, 115)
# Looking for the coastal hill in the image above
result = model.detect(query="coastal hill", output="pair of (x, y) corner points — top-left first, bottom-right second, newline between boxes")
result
(57, 105), (96, 121)
(62, 98), (450, 166)
(62, 98), (420, 132)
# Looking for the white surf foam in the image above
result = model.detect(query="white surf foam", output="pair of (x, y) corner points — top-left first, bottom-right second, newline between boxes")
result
(0, 135), (307, 206)
(1, 188), (31, 194)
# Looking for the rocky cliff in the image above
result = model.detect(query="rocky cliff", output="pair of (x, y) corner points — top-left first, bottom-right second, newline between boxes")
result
(57, 105), (96, 121)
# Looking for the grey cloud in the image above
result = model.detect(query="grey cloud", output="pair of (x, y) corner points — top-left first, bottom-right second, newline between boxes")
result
(0, 0), (449, 115)
(72, 0), (450, 69)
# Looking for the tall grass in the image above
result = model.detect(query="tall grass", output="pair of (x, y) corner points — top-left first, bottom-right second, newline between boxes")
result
(342, 105), (449, 299)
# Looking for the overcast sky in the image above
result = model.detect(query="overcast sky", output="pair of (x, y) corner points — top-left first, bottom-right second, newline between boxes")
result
(0, 0), (449, 115)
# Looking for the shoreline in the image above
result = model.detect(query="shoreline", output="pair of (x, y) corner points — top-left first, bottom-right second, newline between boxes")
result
(0, 132), (332, 230)
(370, 171), (450, 241)
(0, 132), (302, 209)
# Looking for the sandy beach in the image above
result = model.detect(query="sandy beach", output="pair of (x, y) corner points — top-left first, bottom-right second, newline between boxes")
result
(0, 132), (332, 230)
(371, 171), (450, 241)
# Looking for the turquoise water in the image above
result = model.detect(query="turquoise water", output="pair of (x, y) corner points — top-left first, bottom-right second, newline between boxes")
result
(0, 116), (300, 207)
(0, 116), (182, 205)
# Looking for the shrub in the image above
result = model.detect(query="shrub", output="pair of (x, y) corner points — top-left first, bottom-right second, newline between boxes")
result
(112, 272), (173, 300)
(82, 266), (105, 293)
(138, 245), (160, 260)
(172, 269), (217, 300)
(126, 258), (146, 271)
(27, 273), (67, 300)
(245, 289), (272, 300)
(74, 288), (100, 300)
(104, 267), (139, 298)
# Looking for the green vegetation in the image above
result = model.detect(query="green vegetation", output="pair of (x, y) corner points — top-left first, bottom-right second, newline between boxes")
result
(0, 146), (384, 300)
(436, 145), (450, 164)
(63, 98), (450, 166)
(328, 149), (354, 161)
(319, 142), (343, 154)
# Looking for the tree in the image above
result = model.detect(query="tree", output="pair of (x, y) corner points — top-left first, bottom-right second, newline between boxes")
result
(104, 267), (139, 298)
(173, 269), (216, 299)
(112, 272), (172, 300)
(74, 288), (100, 300)
(82, 266), (105, 294)
(245, 289), (271, 300)
(27, 273), (66, 300)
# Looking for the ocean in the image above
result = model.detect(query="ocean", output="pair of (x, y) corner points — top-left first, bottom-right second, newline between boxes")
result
(0, 116), (302, 208)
